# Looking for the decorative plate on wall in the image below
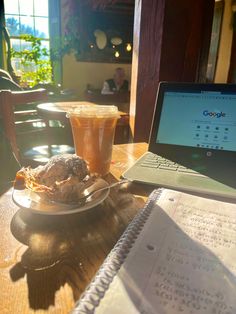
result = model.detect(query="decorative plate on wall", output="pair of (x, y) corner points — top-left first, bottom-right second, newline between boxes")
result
(111, 37), (123, 46)
(94, 29), (107, 50)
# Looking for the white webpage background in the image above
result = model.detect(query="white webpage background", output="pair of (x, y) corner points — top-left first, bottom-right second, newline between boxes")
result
(156, 93), (236, 151)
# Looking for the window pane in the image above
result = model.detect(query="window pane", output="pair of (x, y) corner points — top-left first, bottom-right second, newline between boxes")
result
(4, 0), (19, 15)
(41, 40), (50, 59)
(41, 40), (49, 50)
(20, 39), (33, 50)
(41, 40), (49, 51)
(12, 39), (37, 73)
(5, 15), (20, 36)
(11, 38), (21, 51)
(11, 38), (32, 51)
(19, 0), (33, 16)
(4, 0), (54, 85)
(35, 17), (49, 38)
(11, 57), (23, 74)
(20, 16), (34, 35)
(34, 0), (48, 17)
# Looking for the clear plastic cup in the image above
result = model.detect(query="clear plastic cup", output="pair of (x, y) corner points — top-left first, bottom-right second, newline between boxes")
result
(67, 105), (120, 176)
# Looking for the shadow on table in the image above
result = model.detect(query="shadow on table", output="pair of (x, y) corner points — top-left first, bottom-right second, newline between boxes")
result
(9, 175), (146, 310)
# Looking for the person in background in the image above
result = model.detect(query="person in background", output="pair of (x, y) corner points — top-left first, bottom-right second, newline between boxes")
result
(0, 69), (22, 91)
(101, 67), (129, 95)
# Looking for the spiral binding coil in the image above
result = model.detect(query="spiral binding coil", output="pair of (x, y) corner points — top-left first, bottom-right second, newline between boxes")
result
(71, 189), (163, 314)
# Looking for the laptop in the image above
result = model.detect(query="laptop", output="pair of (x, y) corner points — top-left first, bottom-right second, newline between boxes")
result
(122, 82), (236, 199)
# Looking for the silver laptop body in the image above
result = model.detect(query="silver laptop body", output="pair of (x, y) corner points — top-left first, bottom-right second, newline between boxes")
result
(122, 82), (236, 199)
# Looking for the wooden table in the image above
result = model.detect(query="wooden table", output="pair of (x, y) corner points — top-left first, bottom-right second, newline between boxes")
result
(84, 90), (130, 114)
(0, 143), (154, 314)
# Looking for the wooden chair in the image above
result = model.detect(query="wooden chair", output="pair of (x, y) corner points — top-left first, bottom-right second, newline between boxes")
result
(0, 89), (48, 166)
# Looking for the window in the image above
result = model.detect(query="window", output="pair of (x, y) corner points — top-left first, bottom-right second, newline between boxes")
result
(4, 0), (51, 85)
(5, 0), (49, 35)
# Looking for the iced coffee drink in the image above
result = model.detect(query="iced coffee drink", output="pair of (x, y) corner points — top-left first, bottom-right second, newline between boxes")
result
(67, 105), (120, 176)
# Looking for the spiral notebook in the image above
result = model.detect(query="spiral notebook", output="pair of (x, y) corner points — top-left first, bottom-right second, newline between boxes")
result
(72, 189), (236, 314)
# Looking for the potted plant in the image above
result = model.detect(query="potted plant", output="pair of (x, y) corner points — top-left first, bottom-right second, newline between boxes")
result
(10, 34), (52, 88)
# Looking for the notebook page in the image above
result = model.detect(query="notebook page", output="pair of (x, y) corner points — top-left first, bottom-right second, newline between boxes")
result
(95, 189), (236, 314)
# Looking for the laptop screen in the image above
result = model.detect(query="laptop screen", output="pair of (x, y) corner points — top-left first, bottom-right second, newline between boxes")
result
(156, 89), (236, 152)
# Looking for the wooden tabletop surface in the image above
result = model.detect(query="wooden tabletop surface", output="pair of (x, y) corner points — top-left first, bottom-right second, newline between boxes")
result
(0, 142), (155, 314)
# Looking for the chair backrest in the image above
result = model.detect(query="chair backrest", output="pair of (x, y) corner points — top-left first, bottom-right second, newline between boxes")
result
(0, 89), (47, 164)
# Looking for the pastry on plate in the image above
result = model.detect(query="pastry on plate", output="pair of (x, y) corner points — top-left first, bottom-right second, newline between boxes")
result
(14, 154), (96, 204)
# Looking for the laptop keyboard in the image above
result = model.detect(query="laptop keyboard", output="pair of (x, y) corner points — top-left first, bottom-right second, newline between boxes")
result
(140, 155), (203, 175)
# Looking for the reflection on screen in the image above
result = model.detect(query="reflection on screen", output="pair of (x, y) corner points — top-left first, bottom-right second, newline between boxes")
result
(156, 91), (236, 152)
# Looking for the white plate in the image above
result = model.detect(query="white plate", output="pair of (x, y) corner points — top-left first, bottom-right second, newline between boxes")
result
(12, 179), (110, 215)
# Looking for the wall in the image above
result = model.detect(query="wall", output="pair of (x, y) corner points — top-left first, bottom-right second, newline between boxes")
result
(214, 0), (233, 82)
(62, 55), (131, 98)
(60, 0), (132, 99)
(61, 0), (232, 99)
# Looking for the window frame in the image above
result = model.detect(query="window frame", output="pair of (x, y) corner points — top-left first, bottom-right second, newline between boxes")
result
(0, 0), (62, 86)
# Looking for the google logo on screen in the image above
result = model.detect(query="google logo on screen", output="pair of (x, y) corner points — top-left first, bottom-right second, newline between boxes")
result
(203, 110), (226, 118)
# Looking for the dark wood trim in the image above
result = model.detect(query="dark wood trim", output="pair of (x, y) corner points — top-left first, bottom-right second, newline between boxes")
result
(206, 0), (225, 82)
(228, 12), (236, 83)
(130, 0), (215, 142)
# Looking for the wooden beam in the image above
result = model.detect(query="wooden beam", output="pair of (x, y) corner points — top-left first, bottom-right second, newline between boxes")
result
(130, 0), (215, 142)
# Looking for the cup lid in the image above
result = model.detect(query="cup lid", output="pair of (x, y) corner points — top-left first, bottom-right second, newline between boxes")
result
(66, 104), (120, 118)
